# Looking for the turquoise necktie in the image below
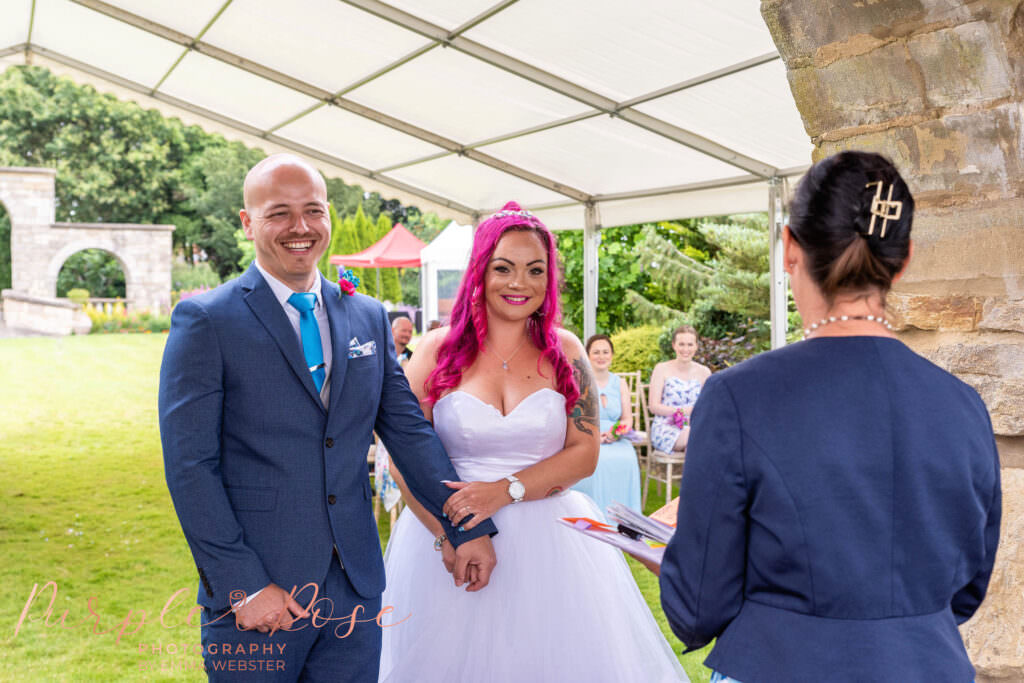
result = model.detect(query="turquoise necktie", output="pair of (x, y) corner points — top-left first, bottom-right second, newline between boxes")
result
(287, 293), (326, 392)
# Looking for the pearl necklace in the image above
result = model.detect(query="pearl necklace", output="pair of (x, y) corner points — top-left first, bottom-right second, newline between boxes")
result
(803, 314), (893, 339)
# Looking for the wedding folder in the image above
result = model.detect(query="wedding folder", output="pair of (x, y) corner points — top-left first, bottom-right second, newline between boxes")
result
(558, 498), (679, 567)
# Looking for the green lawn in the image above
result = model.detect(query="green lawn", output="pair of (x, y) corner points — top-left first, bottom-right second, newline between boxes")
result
(0, 334), (711, 681)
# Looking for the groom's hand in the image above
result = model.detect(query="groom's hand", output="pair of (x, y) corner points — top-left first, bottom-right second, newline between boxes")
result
(452, 536), (496, 592)
(234, 583), (310, 634)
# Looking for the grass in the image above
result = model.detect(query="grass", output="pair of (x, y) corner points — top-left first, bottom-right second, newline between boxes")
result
(0, 334), (712, 681)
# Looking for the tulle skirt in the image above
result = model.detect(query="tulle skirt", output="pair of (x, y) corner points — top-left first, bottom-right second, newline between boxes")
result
(379, 490), (687, 683)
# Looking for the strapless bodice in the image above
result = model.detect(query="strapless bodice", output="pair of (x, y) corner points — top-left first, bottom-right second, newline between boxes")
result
(433, 388), (567, 481)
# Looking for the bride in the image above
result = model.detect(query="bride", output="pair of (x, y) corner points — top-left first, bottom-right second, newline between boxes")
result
(379, 202), (687, 682)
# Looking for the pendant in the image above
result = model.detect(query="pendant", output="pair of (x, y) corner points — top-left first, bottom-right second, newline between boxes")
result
(502, 361), (509, 371)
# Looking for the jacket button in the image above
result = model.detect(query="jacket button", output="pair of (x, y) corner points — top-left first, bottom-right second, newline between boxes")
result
(325, 437), (334, 448)
(327, 495), (337, 505)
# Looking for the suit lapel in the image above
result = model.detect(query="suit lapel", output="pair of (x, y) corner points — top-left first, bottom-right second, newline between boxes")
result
(322, 276), (350, 421)
(240, 265), (326, 413)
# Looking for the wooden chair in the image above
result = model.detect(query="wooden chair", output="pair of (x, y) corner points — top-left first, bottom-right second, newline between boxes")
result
(640, 382), (685, 508)
(617, 370), (649, 470)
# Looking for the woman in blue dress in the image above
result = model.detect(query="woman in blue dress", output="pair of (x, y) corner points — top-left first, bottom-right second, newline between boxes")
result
(649, 325), (711, 453)
(572, 334), (642, 513)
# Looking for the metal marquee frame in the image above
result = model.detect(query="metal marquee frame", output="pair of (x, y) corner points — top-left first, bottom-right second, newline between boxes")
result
(1, 0), (809, 343)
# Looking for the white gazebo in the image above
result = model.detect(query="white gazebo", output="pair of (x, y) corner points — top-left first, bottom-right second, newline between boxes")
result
(0, 0), (812, 344)
(419, 220), (472, 331)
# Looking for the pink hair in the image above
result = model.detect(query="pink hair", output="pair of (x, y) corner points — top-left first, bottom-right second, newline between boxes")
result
(424, 201), (579, 414)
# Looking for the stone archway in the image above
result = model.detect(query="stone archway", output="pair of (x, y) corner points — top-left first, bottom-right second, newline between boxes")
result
(0, 167), (173, 333)
(53, 246), (128, 299)
(762, 1), (1023, 678)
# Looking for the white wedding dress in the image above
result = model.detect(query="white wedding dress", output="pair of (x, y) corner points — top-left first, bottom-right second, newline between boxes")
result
(379, 388), (687, 682)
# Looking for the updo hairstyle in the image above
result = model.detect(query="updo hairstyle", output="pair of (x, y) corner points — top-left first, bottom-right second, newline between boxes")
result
(787, 151), (914, 304)
(672, 325), (698, 343)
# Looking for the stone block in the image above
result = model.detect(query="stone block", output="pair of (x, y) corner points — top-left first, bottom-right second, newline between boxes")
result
(788, 42), (927, 137)
(932, 342), (1024, 378)
(817, 103), (1023, 202)
(961, 468), (1024, 681)
(761, 0), (971, 65)
(981, 298), (1024, 333)
(888, 292), (983, 331)
(907, 21), (1015, 108)
(962, 375), (1024, 437)
(896, 200), (1024, 292)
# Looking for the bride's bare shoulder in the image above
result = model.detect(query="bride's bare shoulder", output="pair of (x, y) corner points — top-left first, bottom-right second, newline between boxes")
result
(556, 327), (585, 361)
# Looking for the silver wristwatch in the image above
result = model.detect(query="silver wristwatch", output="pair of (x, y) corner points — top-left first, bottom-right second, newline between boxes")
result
(505, 475), (525, 503)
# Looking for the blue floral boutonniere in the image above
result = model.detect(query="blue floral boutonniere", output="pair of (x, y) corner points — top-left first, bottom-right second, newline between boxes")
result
(338, 269), (360, 297)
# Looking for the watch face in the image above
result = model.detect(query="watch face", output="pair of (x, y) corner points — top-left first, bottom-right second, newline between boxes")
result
(509, 480), (526, 500)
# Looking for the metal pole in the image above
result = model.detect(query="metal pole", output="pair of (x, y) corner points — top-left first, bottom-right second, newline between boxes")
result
(583, 202), (599, 341)
(768, 177), (788, 349)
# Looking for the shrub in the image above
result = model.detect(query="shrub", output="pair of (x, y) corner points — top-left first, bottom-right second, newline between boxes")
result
(172, 262), (221, 291)
(609, 325), (664, 382)
(66, 288), (90, 306)
(84, 303), (170, 334)
(171, 286), (212, 307)
(657, 318), (765, 372)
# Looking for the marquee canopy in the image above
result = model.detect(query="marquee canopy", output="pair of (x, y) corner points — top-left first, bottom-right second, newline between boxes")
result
(0, 0), (807, 341)
(0, 0), (811, 228)
(329, 223), (426, 268)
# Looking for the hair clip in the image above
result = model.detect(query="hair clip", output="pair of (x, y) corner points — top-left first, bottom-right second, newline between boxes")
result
(864, 181), (902, 238)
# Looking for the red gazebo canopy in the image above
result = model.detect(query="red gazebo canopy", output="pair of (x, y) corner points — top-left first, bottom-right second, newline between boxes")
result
(329, 223), (426, 268)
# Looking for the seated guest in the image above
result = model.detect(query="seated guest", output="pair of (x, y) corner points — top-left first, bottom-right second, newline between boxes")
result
(648, 325), (711, 453)
(653, 151), (1001, 681)
(572, 334), (642, 513)
(391, 315), (414, 365)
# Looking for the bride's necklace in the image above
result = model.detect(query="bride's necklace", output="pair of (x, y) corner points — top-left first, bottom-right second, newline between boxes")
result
(803, 313), (893, 339)
(488, 336), (529, 371)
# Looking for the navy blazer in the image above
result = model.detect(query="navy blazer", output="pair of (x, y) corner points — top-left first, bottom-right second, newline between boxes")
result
(159, 265), (496, 610)
(660, 337), (1000, 682)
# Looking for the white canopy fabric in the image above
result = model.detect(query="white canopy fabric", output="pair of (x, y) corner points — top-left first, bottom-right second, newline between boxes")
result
(0, 0), (811, 227)
(1, 0), (809, 340)
(419, 220), (472, 329)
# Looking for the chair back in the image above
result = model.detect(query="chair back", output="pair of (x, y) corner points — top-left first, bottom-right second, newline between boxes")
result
(617, 370), (644, 431)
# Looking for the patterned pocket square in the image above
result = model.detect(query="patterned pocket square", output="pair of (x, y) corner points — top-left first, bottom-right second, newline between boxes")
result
(348, 337), (377, 359)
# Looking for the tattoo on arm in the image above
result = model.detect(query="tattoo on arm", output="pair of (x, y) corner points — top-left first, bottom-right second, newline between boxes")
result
(546, 486), (563, 498)
(569, 356), (599, 437)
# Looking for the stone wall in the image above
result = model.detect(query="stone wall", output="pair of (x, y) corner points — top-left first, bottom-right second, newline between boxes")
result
(762, 1), (1023, 678)
(1, 290), (91, 336)
(0, 168), (174, 316)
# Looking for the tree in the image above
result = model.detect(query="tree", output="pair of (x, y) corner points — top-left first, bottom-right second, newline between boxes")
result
(56, 249), (125, 298)
(374, 212), (402, 303)
(632, 213), (772, 342)
(556, 221), (709, 336)
(187, 143), (266, 279)
(0, 209), (10, 290)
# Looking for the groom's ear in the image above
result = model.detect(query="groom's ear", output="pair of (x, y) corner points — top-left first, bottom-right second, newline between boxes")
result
(240, 209), (255, 240)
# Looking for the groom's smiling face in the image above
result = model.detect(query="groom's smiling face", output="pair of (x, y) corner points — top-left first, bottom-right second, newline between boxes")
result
(240, 155), (331, 291)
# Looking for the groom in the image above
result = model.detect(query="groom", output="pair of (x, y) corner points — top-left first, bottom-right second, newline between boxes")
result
(159, 154), (497, 681)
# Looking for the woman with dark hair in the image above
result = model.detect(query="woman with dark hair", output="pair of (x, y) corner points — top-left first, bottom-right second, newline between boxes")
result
(380, 202), (686, 682)
(571, 334), (643, 513)
(650, 151), (1001, 681)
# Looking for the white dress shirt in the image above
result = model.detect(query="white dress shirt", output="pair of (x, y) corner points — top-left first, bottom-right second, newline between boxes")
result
(253, 260), (333, 406)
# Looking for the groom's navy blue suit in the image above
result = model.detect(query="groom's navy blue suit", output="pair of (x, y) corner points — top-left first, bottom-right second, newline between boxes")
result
(159, 264), (496, 680)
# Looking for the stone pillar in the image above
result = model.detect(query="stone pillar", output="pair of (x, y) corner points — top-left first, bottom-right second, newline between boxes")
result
(0, 168), (57, 295)
(762, 1), (1024, 678)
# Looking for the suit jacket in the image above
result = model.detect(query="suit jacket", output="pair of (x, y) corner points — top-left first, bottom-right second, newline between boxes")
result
(660, 337), (1001, 682)
(159, 265), (496, 610)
